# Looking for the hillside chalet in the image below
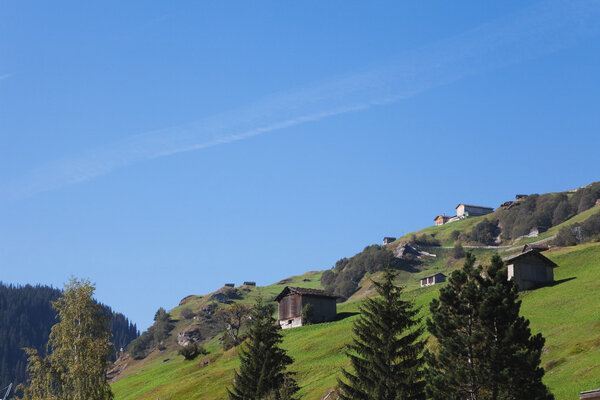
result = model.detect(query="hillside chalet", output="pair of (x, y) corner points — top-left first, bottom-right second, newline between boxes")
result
(503, 249), (557, 291)
(456, 204), (494, 218)
(420, 273), (446, 287)
(275, 287), (338, 329)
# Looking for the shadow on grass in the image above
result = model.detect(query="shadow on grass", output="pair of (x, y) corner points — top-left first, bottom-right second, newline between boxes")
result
(335, 312), (360, 321)
(548, 276), (576, 287)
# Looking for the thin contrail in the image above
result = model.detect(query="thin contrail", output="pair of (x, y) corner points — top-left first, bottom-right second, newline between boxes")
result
(2, 0), (600, 200)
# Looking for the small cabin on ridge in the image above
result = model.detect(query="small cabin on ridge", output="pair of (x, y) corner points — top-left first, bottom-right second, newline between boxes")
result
(383, 237), (397, 245)
(275, 287), (338, 329)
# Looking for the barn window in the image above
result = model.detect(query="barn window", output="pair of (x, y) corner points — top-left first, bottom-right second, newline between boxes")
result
(287, 320), (293, 324)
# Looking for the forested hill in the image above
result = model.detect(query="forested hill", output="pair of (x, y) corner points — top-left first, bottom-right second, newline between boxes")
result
(0, 282), (139, 388)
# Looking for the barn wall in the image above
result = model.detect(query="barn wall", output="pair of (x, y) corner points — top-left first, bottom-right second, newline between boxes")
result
(302, 296), (337, 323)
(280, 316), (302, 329)
(278, 294), (302, 320)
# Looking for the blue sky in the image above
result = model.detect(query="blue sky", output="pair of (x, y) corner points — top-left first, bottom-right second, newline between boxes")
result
(1, 1), (600, 330)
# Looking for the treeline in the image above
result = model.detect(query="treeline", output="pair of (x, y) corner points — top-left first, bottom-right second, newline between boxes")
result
(0, 282), (138, 387)
(321, 245), (415, 299)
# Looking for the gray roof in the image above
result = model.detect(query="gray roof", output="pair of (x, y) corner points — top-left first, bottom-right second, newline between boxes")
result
(274, 286), (338, 302)
(455, 204), (494, 210)
(421, 273), (447, 280)
(503, 249), (558, 268)
(579, 389), (600, 399)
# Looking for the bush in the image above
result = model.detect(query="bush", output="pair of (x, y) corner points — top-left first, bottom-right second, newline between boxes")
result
(466, 219), (500, 245)
(177, 342), (207, 361)
(452, 243), (465, 259)
(221, 332), (240, 351)
(412, 234), (441, 246)
(302, 304), (314, 325)
(450, 230), (461, 241)
(181, 308), (195, 320)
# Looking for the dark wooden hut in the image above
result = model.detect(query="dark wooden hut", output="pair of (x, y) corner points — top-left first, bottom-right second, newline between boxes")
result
(503, 249), (557, 291)
(274, 287), (338, 329)
(420, 273), (446, 287)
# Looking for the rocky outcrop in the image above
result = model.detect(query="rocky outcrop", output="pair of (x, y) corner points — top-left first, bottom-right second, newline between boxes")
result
(177, 324), (203, 346)
(393, 242), (421, 258)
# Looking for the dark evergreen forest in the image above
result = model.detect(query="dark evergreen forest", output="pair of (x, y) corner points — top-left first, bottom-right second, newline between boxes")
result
(0, 282), (138, 387)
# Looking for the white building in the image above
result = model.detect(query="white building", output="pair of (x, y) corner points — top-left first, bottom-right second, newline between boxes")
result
(456, 204), (494, 218)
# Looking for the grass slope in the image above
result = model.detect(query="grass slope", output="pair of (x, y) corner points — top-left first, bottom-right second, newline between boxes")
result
(112, 243), (600, 400)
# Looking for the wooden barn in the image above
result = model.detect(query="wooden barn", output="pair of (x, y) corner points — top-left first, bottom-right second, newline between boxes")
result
(420, 273), (446, 287)
(503, 249), (557, 291)
(275, 287), (338, 329)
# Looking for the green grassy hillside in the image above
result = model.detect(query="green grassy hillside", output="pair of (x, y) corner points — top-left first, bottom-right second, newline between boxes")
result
(112, 243), (600, 400)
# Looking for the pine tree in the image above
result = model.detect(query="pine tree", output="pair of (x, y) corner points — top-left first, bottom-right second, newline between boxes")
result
(480, 255), (553, 400)
(338, 269), (425, 400)
(426, 253), (554, 400)
(425, 253), (487, 400)
(227, 295), (299, 400)
(20, 278), (114, 400)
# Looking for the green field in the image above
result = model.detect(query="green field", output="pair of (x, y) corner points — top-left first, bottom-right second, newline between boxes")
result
(112, 243), (600, 399)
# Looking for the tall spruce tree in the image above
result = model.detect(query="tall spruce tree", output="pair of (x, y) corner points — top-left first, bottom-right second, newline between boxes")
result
(426, 253), (553, 400)
(19, 278), (114, 400)
(479, 254), (553, 400)
(425, 253), (486, 400)
(338, 269), (425, 400)
(227, 295), (299, 400)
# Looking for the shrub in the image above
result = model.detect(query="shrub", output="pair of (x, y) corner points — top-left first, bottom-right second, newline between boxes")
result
(413, 234), (441, 246)
(554, 225), (579, 247)
(466, 219), (500, 245)
(181, 308), (195, 320)
(302, 304), (314, 325)
(177, 342), (207, 361)
(452, 243), (465, 259)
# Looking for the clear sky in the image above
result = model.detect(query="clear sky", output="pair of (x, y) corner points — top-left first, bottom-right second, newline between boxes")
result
(1, 1), (600, 330)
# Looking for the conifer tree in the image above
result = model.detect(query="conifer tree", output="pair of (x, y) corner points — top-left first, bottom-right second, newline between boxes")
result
(338, 269), (425, 400)
(479, 255), (553, 400)
(227, 295), (299, 400)
(425, 253), (486, 400)
(19, 278), (114, 400)
(426, 253), (554, 400)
